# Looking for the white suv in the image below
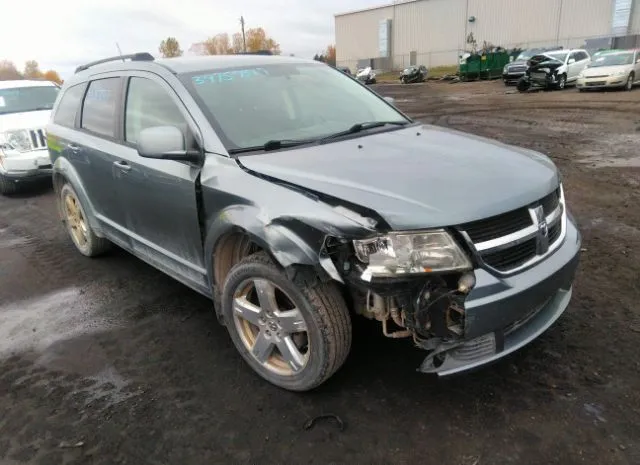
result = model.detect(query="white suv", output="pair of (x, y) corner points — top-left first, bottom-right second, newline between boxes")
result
(0, 80), (60, 194)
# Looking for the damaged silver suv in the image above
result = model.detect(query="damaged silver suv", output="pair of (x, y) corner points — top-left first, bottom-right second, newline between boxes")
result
(47, 53), (581, 391)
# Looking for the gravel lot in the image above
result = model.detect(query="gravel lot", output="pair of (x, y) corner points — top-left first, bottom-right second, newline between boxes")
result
(1, 80), (639, 465)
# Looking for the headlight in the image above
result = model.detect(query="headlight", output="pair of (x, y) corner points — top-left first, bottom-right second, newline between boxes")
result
(503, 65), (509, 73)
(353, 230), (472, 277)
(612, 70), (627, 76)
(578, 72), (585, 78)
(3, 130), (32, 152)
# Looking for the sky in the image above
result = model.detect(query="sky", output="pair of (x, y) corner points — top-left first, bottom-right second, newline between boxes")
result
(1, 0), (383, 78)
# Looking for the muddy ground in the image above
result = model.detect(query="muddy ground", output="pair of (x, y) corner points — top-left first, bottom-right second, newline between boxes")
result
(1, 80), (639, 465)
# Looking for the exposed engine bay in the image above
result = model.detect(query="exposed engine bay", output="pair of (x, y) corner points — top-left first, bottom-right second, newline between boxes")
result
(325, 235), (478, 371)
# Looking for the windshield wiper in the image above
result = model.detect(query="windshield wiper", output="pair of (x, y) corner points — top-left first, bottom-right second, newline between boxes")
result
(228, 138), (316, 155)
(319, 121), (409, 142)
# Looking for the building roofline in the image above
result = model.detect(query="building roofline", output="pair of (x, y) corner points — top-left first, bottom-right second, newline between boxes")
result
(335, 0), (418, 17)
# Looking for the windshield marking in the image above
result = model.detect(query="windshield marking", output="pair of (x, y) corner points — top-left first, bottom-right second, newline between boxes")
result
(192, 68), (270, 85)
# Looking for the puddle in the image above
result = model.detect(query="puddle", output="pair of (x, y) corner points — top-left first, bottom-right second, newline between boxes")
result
(0, 287), (121, 358)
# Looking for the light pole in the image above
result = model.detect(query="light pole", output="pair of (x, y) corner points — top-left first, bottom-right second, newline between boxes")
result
(240, 16), (247, 53)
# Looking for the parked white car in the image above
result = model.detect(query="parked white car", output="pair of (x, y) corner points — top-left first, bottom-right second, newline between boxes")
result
(0, 80), (59, 194)
(577, 49), (640, 91)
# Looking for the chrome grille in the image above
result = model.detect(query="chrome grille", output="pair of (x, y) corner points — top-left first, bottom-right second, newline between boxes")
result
(29, 129), (47, 149)
(481, 237), (537, 272)
(460, 186), (566, 274)
(508, 66), (527, 73)
(464, 209), (532, 243)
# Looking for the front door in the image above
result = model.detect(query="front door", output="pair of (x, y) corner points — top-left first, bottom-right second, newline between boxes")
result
(110, 73), (208, 289)
(567, 52), (581, 81)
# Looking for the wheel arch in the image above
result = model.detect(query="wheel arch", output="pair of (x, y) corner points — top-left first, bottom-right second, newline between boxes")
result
(52, 157), (103, 236)
(204, 204), (345, 312)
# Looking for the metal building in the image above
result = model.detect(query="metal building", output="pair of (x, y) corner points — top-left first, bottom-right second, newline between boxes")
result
(335, 0), (640, 71)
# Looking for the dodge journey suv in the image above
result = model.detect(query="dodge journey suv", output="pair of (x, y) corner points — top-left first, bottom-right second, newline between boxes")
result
(47, 53), (581, 391)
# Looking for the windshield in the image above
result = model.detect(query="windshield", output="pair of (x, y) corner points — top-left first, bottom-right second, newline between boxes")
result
(0, 86), (59, 115)
(183, 63), (407, 151)
(516, 51), (536, 61)
(544, 51), (568, 62)
(588, 52), (634, 67)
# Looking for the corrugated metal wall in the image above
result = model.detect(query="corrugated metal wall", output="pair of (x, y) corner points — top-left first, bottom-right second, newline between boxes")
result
(631, 0), (640, 33)
(335, 0), (638, 70)
(335, 5), (394, 72)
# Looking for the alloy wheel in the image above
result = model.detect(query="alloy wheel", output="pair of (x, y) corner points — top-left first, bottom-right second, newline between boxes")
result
(64, 192), (88, 248)
(232, 278), (309, 376)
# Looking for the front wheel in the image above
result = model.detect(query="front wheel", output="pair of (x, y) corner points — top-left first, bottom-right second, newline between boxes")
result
(556, 74), (567, 90)
(625, 73), (634, 91)
(517, 78), (531, 92)
(221, 252), (352, 391)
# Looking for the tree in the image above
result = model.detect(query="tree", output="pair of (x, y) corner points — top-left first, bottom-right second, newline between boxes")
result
(245, 28), (280, 54)
(159, 37), (183, 58)
(43, 70), (62, 84)
(203, 33), (232, 55)
(0, 60), (22, 80)
(231, 33), (245, 53)
(23, 60), (42, 79)
(325, 45), (336, 66)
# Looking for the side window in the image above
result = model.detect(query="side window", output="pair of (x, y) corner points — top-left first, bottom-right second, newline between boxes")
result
(569, 52), (578, 62)
(81, 78), (120, 138)
(125, 77), (187, 145)
(53, 84), (86, 128)
(578, 52), (588, 61)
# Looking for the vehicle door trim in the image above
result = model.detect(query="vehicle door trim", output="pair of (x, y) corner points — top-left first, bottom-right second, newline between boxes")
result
(96, 214), (207, 275)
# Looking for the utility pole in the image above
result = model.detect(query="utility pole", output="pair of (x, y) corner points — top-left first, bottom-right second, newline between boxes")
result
(240, 16), (247, 53)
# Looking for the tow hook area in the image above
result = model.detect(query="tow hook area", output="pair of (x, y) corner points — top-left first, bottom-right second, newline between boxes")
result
(418, 332), (498, 375)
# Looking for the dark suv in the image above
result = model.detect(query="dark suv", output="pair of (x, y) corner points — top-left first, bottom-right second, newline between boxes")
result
(47, 53), (581, 391)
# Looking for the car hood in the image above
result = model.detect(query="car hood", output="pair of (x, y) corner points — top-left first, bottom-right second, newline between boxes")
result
(238, 125), (559, 231)
(0, 110), (51, 133)
(583, 64), (632, 76)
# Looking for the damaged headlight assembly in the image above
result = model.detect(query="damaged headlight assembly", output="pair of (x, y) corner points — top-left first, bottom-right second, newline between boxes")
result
(353, 230), (472, 280)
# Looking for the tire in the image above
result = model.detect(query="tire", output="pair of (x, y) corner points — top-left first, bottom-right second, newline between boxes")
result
(59, 183), (110, 257)
(625, 73), (634, 91)
(0, 174), (17, 195)
(556, 74), (567, 90)
(221, 252), (352, 391)
(517, 78), (531, 93)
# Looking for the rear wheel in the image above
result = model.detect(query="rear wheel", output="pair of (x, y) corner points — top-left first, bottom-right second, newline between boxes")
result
(625, 73), (634, 91)
(0, 174), (17, 196)
(221, 252), (352, 391)
(60, 183), (110, 257)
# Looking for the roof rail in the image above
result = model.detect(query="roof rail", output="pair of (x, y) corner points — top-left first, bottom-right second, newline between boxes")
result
(75, 52), (155, 74)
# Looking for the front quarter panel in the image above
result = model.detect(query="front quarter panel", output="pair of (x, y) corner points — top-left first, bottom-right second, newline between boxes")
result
(200, 154), (378, 285)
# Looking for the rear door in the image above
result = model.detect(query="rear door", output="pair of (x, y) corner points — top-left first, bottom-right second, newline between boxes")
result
(72, 75), (131, 246)
(109, 72), (207, 287)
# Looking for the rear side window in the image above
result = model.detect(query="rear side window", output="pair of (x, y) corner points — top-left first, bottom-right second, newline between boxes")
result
(124, 77), (187, 145)
(81, 78), (120, 138)
(53, 84), (85, 128)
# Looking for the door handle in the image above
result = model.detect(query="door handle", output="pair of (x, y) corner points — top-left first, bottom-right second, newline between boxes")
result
(113, 160), (132, 172)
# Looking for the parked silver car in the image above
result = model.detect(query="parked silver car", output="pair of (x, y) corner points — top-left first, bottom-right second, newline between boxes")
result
(577, 49), (640, 91)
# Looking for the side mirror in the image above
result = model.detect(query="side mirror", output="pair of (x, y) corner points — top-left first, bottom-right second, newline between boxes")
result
(568, 58), (576, 64)
(384, 96), (396, 105)
(137, 126), (201, 163)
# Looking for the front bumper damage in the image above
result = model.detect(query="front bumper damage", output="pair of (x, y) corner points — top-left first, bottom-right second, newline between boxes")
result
(330, 210), (580, 377)
(422, 217), (580, 375)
